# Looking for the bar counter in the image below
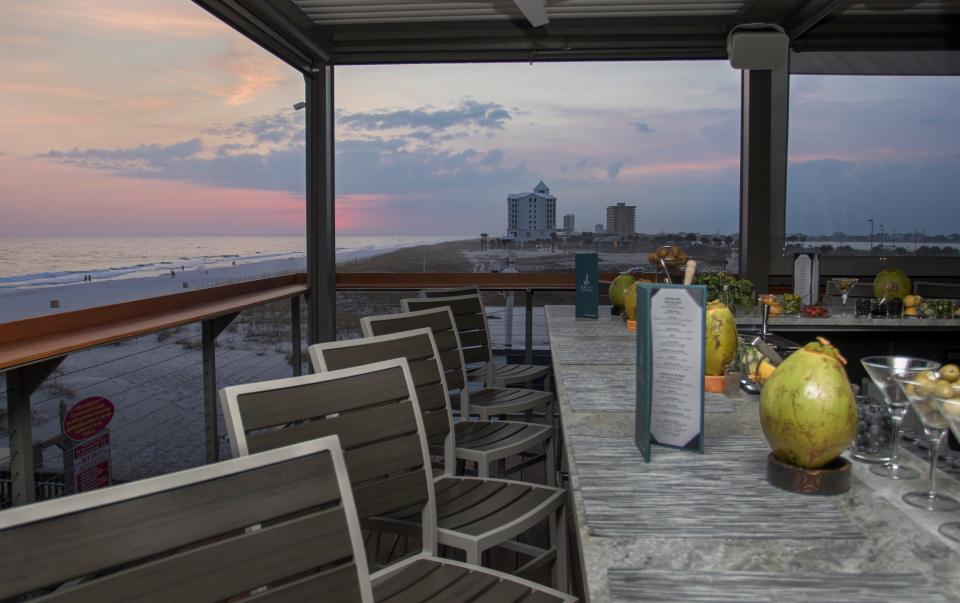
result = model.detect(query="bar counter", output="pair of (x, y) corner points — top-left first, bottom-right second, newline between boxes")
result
(547, 306), (960, 602)
(736, 314), (960, 332)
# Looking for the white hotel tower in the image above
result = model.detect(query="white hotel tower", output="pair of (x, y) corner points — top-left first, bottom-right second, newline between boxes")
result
(506, 180), (557, 242)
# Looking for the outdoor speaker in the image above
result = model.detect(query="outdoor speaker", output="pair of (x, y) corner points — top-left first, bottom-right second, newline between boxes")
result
(727, 26), (788, 70)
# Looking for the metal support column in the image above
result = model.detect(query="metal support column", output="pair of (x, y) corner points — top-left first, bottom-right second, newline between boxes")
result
(739, 65), (789, 288)
(525, 289), (534, 364)
(5, 356), (64, 506)
(201, 312), (238, 464)
(305, 64), (336, 345)
(291, 295), (302, 376)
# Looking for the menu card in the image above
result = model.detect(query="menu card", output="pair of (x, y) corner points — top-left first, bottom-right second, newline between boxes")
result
(793, 253), (820, 305)
(575, 253), (598, 319)
(635, 283), (706, 462)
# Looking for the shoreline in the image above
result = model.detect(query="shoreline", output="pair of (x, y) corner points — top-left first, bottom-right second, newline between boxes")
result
(0, 239), (476, 323)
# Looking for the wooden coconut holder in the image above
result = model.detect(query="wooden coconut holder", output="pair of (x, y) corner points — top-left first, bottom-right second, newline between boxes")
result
(766, 453), (851, 495)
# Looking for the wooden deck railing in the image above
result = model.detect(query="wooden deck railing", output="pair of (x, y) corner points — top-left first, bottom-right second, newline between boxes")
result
(0, 270), (587, 507)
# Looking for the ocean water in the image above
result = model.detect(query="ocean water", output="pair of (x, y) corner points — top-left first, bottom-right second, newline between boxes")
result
(0, 235), (461, 289)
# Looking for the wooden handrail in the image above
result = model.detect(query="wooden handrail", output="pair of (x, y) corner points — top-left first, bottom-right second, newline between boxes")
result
(0, 271), (595, 372)
(335, 271), (622, 289)
(0, 274), (308, 372)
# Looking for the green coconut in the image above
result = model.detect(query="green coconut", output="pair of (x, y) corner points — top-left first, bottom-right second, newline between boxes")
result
(705, 300), (737, 376)
(759, 337), (857, 469)
(609, 273), (637, 308)
(873, 268), (910, 300)
(623, 281), (639, 321)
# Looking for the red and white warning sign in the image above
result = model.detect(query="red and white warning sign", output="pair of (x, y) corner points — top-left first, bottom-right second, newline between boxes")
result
(63, 396), (114, 493)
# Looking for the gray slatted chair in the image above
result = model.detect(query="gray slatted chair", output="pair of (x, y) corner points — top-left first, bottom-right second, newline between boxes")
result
(357, 306), (557, 485)
(310, 329), (564, 579)
(420, 286), (480, 298)
(0, 436), (374, 603)
(220, 359), (575, 602)
(405, 292), (553, 393)
(388, 301), (554, 425)
(311, 325), (558, 490)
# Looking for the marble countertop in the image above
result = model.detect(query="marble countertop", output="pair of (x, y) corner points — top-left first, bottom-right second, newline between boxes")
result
(736, 313), (960, 331)
(546, 306), (960, 603)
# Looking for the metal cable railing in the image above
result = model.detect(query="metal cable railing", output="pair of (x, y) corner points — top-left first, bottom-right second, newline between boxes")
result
(1, 273), (577, 506)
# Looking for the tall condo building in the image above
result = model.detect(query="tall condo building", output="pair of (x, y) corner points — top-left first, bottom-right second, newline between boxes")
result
(606, 202), (636, 238)
(506, 180), (557, 242)
(563, 214), (575, 234)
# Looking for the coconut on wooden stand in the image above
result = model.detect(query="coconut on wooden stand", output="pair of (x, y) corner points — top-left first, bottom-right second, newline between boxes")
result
(759, 337), (858, 494)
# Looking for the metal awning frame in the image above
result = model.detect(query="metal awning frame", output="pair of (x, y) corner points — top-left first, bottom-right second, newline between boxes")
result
(191, 0), (960, 342)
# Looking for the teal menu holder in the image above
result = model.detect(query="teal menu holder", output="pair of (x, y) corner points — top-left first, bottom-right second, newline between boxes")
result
(575, 253), (598, 319)
(635, 283), (706, 462)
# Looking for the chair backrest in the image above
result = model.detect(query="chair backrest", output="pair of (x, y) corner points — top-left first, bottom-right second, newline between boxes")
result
(361, 307), (475, 418)
(220, 359), (437, 558)
(0, 437), (373, 603)
(401, 293), (492, 368)
(360, 306), (468, 389)
(419, 286), (480, 298)
(308, 328), (455, 471)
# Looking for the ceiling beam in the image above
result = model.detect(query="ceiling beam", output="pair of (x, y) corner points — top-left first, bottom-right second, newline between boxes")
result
(783, 0), (847, 39)
(192, 0), (332, 70)
(513, 0), (549, 28)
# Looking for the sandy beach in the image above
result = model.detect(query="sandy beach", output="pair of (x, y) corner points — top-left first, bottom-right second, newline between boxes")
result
(0, 242), (434, 323)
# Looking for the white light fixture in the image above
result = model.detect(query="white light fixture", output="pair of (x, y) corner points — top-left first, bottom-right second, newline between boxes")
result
(727, 23), (788, 70)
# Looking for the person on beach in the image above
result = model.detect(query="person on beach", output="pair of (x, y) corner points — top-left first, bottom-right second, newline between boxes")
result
(170, 269), (175, 278)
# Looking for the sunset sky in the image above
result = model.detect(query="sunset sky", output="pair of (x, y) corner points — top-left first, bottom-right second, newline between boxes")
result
(1, 0), (958, 237)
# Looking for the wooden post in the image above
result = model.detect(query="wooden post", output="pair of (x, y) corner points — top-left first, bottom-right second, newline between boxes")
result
(4, 357), (64, 506)
(291, 295), (302, 376)
(201, 313), (238, 464)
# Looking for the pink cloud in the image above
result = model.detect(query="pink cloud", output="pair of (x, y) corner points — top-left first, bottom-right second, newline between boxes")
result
(0, 81), (95, 100)
(0, 155), (305, 235)
(790, 147), (958, 164)
(8, 1), (223, 38)
(212, 44), (285, 106)
(620, 156), (740, 178)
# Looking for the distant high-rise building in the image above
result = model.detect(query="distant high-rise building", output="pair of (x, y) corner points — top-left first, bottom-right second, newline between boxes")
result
(606, 202), (636, 238)
(594, 223), (605, 234)
(563, 214), (575, 233)
(506, 180), (557, 242)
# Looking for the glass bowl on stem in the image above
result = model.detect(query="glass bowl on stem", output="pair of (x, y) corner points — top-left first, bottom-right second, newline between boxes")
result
(831, 277), (859, 316)
(861, 356), (941, 480)
(934, 394), (960, 541)
(893, 371), (960, 511)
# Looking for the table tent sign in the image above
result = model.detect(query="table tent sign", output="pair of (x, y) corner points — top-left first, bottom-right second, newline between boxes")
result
(575, 253), (599, 319)
(634, 283), (706, 463)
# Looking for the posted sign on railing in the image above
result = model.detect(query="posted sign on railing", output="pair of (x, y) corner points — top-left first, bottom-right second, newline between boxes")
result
(63, 396), (114, 493)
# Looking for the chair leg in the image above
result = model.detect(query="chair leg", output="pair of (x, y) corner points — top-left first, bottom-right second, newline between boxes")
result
(550, 504), (570, 592)
(478, 458), (490, 478)
(545, 434), (556, 487)
(496, 458), (507, 478)
(466, 542), (482, 566)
